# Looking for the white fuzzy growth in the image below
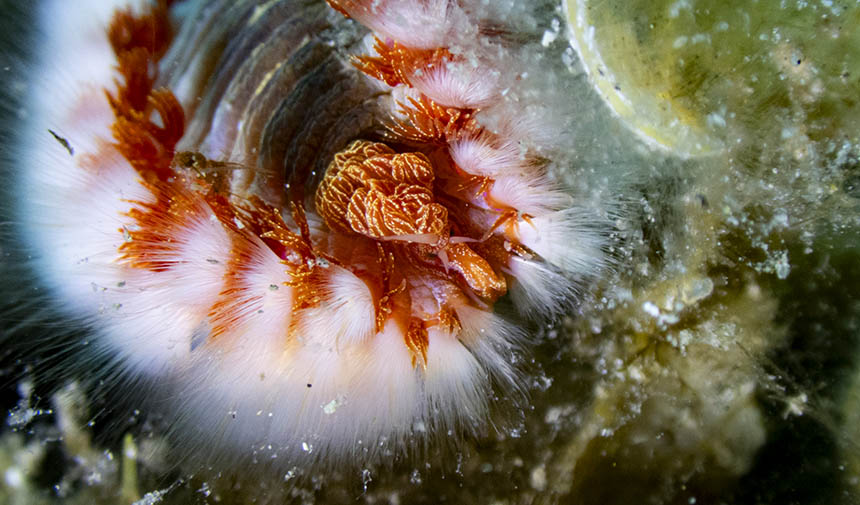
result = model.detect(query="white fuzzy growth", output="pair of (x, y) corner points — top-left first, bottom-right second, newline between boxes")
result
(206, 235), (295, 351)
(515, 208), (605, 278)
(488, 175), (574, 215)
(29, 0), (149, 154)
(335, 0), (453, 49)
(506, 256), (577, 318)
(501, 207), (607, 318)
(410, 61), (498, 108)
(22, 0), (146, 308)
(293, 266), (376, 348)
(448, 134), (575, 215)
(448, 133), (528, 178)
(21, 0), (224, 371)
(455, 305), (526, 392)
(422, 328), (486, 431)
(170, 318), (491, 465)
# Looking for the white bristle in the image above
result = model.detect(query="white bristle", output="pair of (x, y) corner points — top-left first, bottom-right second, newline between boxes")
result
(448, 132), (529, 178)
(423, 328), (487, 431)
(337, 0), (454, 50)
(488, 175), (574, 215)
(85, 191), (233, 375)
(505, 256), (577, 318)
(171, 320), (428, 463)
(293, 266), (377, 348)
(455, 304), (526, 391)
(410, 61), (498, 108)
(515, 208), (605, 278)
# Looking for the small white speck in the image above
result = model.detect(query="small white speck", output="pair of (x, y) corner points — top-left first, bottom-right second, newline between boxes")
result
(530, 464), (547, 491)
(5, 467), (22, 488)
(322, 399), (340, 415)
(673, 36), (689, 49)
(774, 251), (790, 279)
(642, 301), (661, 317)
(541, 30), (557, 47)
(410, 469), (422, 484)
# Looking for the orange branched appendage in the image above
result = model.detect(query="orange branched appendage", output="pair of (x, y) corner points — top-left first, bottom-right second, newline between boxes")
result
(406, 319), (430, 369)
(315, 140), (508, 301)
(107, 3), (172, 61)
(386, 95), (481, 145)
(353, 38), (452, 88)
(430, 308), (462, 335)
(445, 242), (506, 300)
(107, 2), (182, 182)
(314, 136), (510, 360)
(109, 89), (185, 179)
(118, 180), (197, 271)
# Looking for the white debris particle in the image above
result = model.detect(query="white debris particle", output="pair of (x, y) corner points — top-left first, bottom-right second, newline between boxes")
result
(133, 488), (170, 505)
(361, 468), (373, 489)
(544, 406), (563, 424)
(409, 469), (422, 484)
(642, 301), (661, 318)
(197, 482), (211, 497)
(5, 467), (22, 488)
(770, 211), (790, 230)
(784, 392), (808, 417)
(284, 468), (297, 481)
(322, 398), (341, 415)
(530, 464), (547, 491)
(682, 277), (714, 305)
(7, 405), (38, 427)
(706, 112), (726, 128)
(774, 251), (790, 279)
(668, 0), (692, 17)
(301, 441), (312, 453)
(627, 364), (646, 382)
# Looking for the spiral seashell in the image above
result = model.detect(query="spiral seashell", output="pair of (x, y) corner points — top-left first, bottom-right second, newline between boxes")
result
(14, 0), (606, 474)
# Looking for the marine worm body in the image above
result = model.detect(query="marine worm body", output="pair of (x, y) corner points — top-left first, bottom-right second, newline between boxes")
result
(16, 0), (604, 471)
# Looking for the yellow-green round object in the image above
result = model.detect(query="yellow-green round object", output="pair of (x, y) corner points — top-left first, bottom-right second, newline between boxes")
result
(564, 0), (860, 159)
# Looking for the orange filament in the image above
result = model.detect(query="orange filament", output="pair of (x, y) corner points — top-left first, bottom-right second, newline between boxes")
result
(386, 95), (481, 145)
(107, 2), (182, 181)
(118, 179), (204, 271)
(354, 38), (453, 89)
(406, 318), (430, 369)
